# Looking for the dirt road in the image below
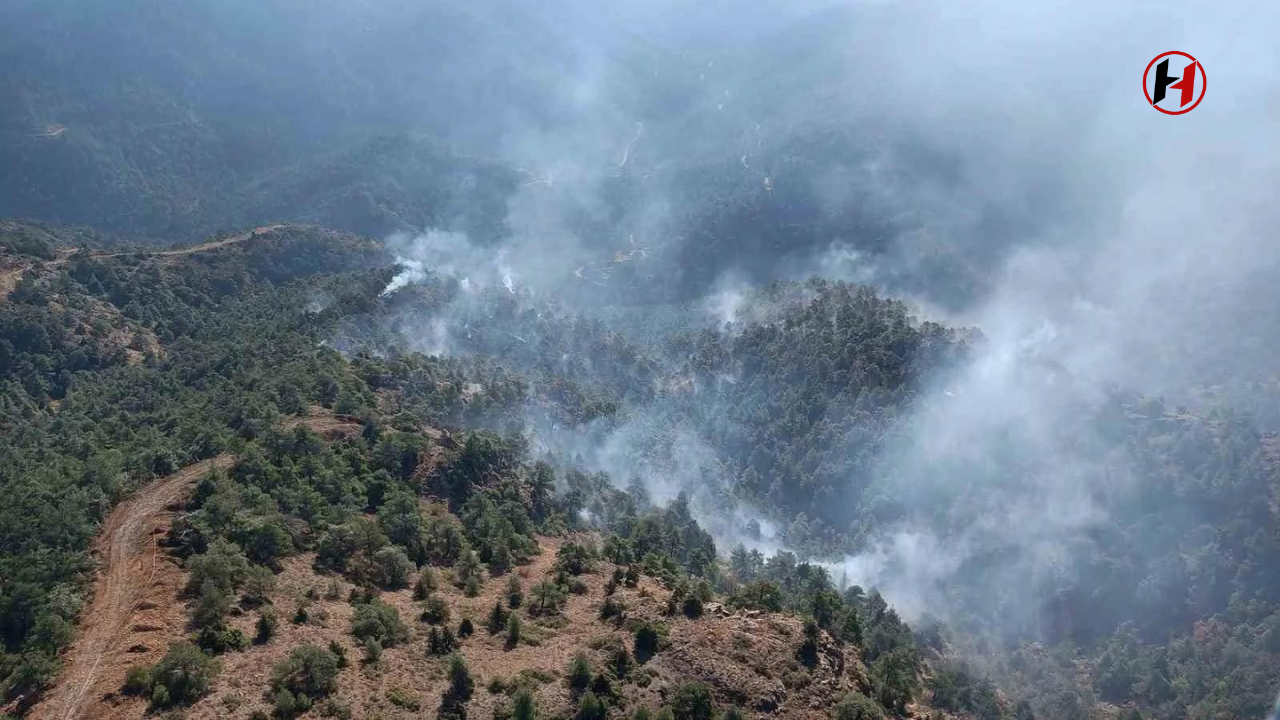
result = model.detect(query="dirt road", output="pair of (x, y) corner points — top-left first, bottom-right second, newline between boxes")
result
(30, 409), (360, 720)
(0, 225), (285, 302)
(31, 456), (234, 720)
(143, 225), (285, 258)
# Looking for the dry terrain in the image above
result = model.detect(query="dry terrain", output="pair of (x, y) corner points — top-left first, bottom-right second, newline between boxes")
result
(29, 411), (361, 720)
(30, 408), (905, 719)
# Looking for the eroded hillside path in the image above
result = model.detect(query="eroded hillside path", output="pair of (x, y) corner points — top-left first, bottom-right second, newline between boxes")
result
(0, 225), (285, 302)
(34, 456), (234, 720)
(32, 409), (360, 720)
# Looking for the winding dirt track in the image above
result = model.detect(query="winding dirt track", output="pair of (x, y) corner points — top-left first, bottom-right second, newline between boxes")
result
(31, 410), (361, 720)
(0, 225), (285, 302)
(33, 456), (234, 720)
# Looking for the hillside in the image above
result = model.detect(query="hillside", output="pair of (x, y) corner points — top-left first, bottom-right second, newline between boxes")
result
(0, 225), (960, 720)
(2, 221), (1277, 718)
(2, 3), (1278, 717)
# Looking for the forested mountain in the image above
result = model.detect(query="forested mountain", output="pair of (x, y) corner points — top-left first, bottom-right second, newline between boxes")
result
(2, 1), (1279, 719)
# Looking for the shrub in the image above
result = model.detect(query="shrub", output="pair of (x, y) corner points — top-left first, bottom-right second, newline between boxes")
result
(797, 619), (820, 668)
(454, 549), (484, 586)
(729, 580), (782, 613)
(185, 540), (250, 596)
(422, 596), (451, 625)
(387, 686), (422, 710)
(464, 574), (482, 597)
(671, 682), (716, 720)
(413, 567), (438, 599)
(192, 580), (234, 628)
(576, 690), (608, 720)
(506, 612), (522, 648)
(834, 691), (885, 720)
(328, 640), (349, 668)
(351, 598), (408, 647)
(590, 672), (616, 701)
(256, 609), (278, 644)
(2, 652), (57, 701)
(324, 579), (343, 600)
(607, 642), (632, 679)
(458, 617), (475, 638)
(512, 687), (537, 720)
(122, 665), (152, 696)
(869, 648), (918, 714)
(319, 698), (353, 719)
(530, 580), (564, 615)
(448, 653), (475, 701)
(362, 636), (382, 664)
(677, 580), (712, 619)
(600, 596), (624, 621)
(568, 652), (592, 693)
(242, 564), (277, 607)
(196, 622), (249, 653)
(488, 600), (509, 634)
(841, 610), (863, 645)
(428, 626), (458, 655)
(371, 546), (415, 589)
(507, 574), (524, 608)
(555, 542), (597, 575)
(274, 688), (306, 719)
(150, 641), (217, 708)
(634, 621), (663, 662)
(271, 644), (341, 701)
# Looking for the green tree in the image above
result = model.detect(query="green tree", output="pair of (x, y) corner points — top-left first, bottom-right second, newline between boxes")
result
(634, 621), (662, 662)
(350, 598), (408, 647)
(507, 574), (524, 608)
(670, 682), (716, 720)
(270, 644), (341, 701)
(488, 600), (508, 634)
(513, 687), (537, 720)
(448, 653), (475, 701)
(834, 691), (884, 720)
(576, 690), (608, 720)
(422, 596), (451, 625)
(255, 609), (278, 644)
(568, 652), (592, 692)
(506, 611), (522, 648)
(414, 567), (438, 599)
(149, 641), (218, 708)
(531, 580), (564, 615)
(371, 546), (414, 589)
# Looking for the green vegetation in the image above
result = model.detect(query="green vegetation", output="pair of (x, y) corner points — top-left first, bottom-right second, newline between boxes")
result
(270, 644), (342, 708)
(350, 598), (409, 648)
(439, 653), (476, 719)
(143, 641), (218, 709)
(0, 207), (1272, 720)
(568, 652), (592, 693)
(834, 692), (884, 720)
(670, 682), (716, 720)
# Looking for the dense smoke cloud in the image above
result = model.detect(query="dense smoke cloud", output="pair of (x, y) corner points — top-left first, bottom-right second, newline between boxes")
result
(374, 0), (1280, 644)
(791, 0), (1280, 639)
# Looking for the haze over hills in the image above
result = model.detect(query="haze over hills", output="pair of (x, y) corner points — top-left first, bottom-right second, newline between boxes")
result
(1, 1), (1279, 719)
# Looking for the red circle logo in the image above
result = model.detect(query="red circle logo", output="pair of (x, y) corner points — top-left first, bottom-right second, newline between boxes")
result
(1143, 51), (1206, 115)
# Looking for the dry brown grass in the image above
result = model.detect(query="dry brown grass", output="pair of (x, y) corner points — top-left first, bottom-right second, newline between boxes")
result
(57, 528), (868, 720)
